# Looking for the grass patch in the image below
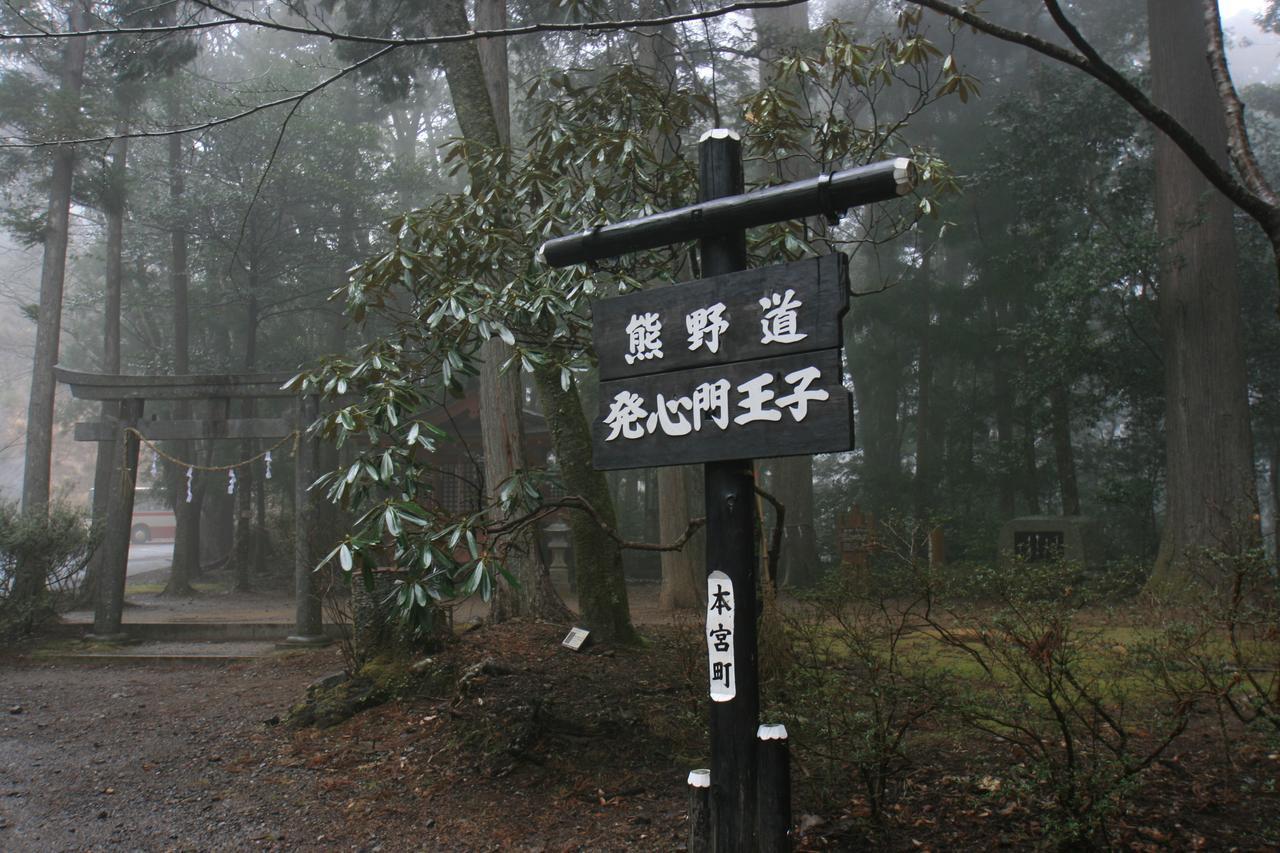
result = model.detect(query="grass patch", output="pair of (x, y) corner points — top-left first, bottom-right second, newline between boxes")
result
(28, 636), (142, 656)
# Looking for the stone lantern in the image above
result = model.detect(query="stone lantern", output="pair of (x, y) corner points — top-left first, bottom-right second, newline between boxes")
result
(544, 520), (572, 591)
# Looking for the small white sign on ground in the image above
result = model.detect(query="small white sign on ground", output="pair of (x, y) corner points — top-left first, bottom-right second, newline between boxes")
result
(561, 627), (591, 651)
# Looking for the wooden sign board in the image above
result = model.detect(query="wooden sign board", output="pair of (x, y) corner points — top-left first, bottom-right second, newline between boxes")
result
(591, 253), (847, 381)
(591, 349), (852, 470)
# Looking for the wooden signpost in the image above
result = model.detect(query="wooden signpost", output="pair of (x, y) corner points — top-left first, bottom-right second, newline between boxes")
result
(541, 131), (914, 852)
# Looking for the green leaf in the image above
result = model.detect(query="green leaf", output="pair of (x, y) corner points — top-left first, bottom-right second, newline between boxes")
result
(461, 561), (485, 596)
(498, 562), (521, 589)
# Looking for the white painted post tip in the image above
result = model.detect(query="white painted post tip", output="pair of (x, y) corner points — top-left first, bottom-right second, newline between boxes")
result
(688, 769), (712, 788)
(698, 127), (741, 143)
(893, 157), (916, 195)
(757, 723), (789, 740)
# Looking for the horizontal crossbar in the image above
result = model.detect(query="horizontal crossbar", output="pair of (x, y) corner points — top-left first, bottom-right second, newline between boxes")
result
(539, 157), (914, 267)
(55, 366), (302, 400)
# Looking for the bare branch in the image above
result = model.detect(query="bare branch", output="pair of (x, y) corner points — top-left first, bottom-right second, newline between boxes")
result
(471, 488), (706, 553)
(1201, 0), (1279, 208)
(905, 0), (1278, 235)
(1, 0), (809, 151)
(196, 0), (806, 48)
(0, 43), (398, 148)
(755, 484), (784, 587)
(227, 89), (308, 273)
(552, 494), (707, 552)
(0, 0), (808, 44)
(0, 4), (228, 40)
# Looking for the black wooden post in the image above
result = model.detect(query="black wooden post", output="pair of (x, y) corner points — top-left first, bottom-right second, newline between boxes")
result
(285, 394), (328, 646)
(757, 723), (792, 852)
(89, 397), (143, 641)
(699, 128), (759, 853)
(688, 768), (713, 853)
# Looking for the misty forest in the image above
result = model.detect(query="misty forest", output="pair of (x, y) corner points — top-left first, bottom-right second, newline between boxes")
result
(1, 0), (1279, 850)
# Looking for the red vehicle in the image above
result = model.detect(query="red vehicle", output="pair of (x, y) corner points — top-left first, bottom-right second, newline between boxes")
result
(130, 489), (176, 544)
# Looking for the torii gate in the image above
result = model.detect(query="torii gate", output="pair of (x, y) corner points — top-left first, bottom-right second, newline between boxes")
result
(55, 366), (328, 646)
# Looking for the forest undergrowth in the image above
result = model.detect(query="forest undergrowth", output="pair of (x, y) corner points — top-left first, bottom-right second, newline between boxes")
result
(265, 546), (1280, 851)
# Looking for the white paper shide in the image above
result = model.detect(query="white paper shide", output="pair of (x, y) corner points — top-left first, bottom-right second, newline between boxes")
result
(706, 570), (736, 702)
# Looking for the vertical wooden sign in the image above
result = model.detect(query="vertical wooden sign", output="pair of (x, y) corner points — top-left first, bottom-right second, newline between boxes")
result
(706, 570), (736, 702)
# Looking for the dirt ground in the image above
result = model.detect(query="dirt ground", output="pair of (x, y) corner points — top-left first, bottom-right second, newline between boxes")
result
(1, 622), (699, 852)
(3, 604), (1280, 851)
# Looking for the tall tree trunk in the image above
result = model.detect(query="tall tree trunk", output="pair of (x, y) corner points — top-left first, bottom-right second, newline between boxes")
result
(533, 365), (637, 643)
(424, 0), (572, 624)
(165, 77), (199, 596)
(253, 464), (266, 576)
(1146, 0), (1259, 589)
(200, 482), (231, 567)
(633, 4), (705, 608)
(232, 293), (258, 593)
(13, 2), (89, 622)
(426, 0), (505, 152)
(754, 1), (811, 182)
(474, 0), (509, 147)
(200, 324), (234, 570)
(1020, 408), (1041, 514)
(754, 1), (821, 586)
(82, 123), (128, 609)
(483, 349), (572, 623)
(658, 465), (702, 609)
(1049, 381), (1080, 515)
(913, 272), (938, 519)
(19, 0), (88, 516)
(849, 323), (903, 515)
(1269, 439), (1279, 569)
(988, 296), (1017, 518)
(388, 106), (422, 213)
(313, 105), (360, 573)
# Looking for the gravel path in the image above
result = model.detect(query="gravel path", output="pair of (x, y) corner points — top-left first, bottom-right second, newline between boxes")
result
(0, 653), (339, 851)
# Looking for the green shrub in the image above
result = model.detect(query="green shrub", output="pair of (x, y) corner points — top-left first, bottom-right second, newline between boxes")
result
(0, 500), (93, 638)
(775, 564), (942, 826)
(925, 558), (1190, 850)
(1143, 544), (1280, 751)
